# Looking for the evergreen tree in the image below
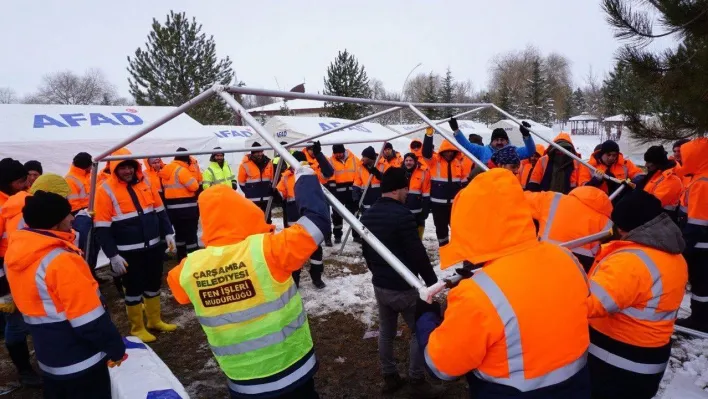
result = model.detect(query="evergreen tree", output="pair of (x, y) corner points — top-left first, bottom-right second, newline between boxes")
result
(524, 57), (554, 124)
(497, 83), (512, 116)
(603, 0), (708, 139)
(127, 11), (237, 124)
(439, 67), (457, 115)
(420, 73), (441, 120)
(478, 91), (497, 126)
(571, 88), (586, 115)
(280, 100), (292, 116)
(322, 50), (372, 119)
(602, 61), (660, 119)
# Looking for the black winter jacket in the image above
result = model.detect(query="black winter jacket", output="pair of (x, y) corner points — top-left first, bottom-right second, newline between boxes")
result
(360, 197), (438, 290)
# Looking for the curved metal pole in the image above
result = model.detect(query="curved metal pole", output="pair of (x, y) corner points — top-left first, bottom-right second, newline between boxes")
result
(284, 106), (402, 149)
(338, 141), (388, 254)
(219, 90), (426, 292)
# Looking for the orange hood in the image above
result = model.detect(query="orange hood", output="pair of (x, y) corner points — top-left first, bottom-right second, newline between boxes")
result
(568, 186), (612, 218)
(0, 191), (30, 223)
(678, 138), (708, 177)
(438, 140), (459, 154)
(5, 228), (79, 273)
(198, 185), (274, 247)
(440, 169), (538, 268)
(107, 148), (143, 179)
(546, 132), (577, 155)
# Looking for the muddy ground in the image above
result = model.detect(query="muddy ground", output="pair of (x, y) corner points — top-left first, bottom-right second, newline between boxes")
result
(0, 259), (467, 399)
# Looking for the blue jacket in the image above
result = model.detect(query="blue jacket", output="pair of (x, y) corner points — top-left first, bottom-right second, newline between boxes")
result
(452, 130), (537, 164)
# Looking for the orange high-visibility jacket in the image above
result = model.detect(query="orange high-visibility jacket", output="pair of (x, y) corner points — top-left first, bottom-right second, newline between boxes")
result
(519, 144), (546, 188)
(678, 138), (708, 252)
(525, 186), (613, 260)
(0, 191), (11, 258)
(94, 148), (172, 258)
(65, 165), (91, 212)
(383, 151), (403, 168)
(159, 160), (199, 211)
(276, 169), (298, 225)
(424, 140), (472, 205)
(528, 134), (581, 193)
(142, 159), (165, 193)
(643, 168), (683, 212)
(353, 157), (387, 208)
(405, 162), (431, 214)
(238, 155), (274, 202)
(426, 169), (590, 392)
(579, 152), (644, 194)
(588, 219), (688, 350)
(330, 150), (359, 186)
(188, 156), (203, 185)
(5, 228), (125, 378)
(0, 191), (30, 253)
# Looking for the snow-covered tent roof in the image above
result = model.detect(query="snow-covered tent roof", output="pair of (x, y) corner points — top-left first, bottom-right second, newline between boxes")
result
(0, 104), (216, 175)
(264, 116), (412, 158)
(248, 99), (325, 113)
(489, 119), (554, 147)
(569, 113), (600, 122)
(603, 114), (627, 123)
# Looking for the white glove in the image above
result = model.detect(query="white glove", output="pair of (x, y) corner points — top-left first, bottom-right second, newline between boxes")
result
(110, 255), (128, 276)
(294, 165), (316, 182)
(592, 169), (606, 180)
(165, 234), (176, 253)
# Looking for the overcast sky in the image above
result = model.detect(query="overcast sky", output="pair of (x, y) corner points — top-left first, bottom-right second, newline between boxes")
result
(1, 0), (645, 99)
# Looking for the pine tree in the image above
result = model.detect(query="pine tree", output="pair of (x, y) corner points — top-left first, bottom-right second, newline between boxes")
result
(420, 73), (441, 120)
(603, 0), (708, 139)
(525, 57), (554, 124)
(497, 83), (512, 116)
(571, 88), (586, 116)
(127, 11), (237, 125)
(439, 67), (457, 116)
(602, 61), (660, 119)
(322, 50), (372, 119)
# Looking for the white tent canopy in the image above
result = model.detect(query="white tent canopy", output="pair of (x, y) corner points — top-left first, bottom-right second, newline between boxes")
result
(205, 125), (259, 169)
(0, 104), (217, 174)
(489, 119), (554, 147)
(264, 116), (413, 158)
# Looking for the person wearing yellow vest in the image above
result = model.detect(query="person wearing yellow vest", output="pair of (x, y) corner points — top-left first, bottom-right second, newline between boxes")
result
(167, 166), (331, 399)
(203, 147), (237, 190)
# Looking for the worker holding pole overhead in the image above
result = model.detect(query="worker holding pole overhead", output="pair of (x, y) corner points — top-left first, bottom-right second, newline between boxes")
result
(447, 117), (537, 164)
(578, 140), (644, 196)
(421, 128), (472, 247)
(167, 164), (331, 399)
(415, 169), (591, 398)
(352, 146), (387, 243)
(587, 190), (687, 398)
(525, 186), (613, 272)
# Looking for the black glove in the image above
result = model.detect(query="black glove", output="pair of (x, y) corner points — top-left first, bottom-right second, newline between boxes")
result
(415, 299), (442, 322)
(311, 141), (322, 156)
(520, 121), (531, 138)
(448, 116), (459, 132)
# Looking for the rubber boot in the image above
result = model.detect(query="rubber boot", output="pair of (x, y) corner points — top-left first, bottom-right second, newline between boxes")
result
(144, 296), (177, 332)
(409, 377), (444, 398)
(310, 265), (326, 289)
(126, 304), (156, 343)
(6, 342), (42, 388)
(381, 373), (405, 394)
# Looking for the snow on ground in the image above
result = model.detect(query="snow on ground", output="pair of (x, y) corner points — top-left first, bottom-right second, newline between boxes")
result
(284, 210), (708, 398)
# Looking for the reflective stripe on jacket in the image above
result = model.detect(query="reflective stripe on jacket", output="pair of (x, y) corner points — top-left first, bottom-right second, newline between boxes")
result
(65, 165), (91, 212)
(525, 187), (613, 259)
(4, 228), (125, 379)
(238, 157), (274, 202)
(330, 151), (359, 194)
(424, 140), (470, 205)
(405, 164), (431, 214)
(644, 169), (683, 211)
(579, 152), (644, 194)
(353, 159), (386, 208)
(276, 170), (299, 223)
(587, 229), (687, 375)
(203, 161), (236, 189)
(677, 139), (708, 251)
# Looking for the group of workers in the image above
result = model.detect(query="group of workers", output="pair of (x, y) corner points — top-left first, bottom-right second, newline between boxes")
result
(0, 113), (705, 399)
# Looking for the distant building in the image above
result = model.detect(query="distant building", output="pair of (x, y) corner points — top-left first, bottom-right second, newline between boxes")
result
(568, 112), (601, 135)
(248, 99), (326, 122)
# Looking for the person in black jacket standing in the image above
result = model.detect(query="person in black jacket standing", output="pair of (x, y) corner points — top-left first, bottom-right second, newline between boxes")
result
(361, 167), (442, 398)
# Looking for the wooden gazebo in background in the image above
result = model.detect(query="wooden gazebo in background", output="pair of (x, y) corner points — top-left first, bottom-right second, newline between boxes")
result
(569, 112), (601, 135)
